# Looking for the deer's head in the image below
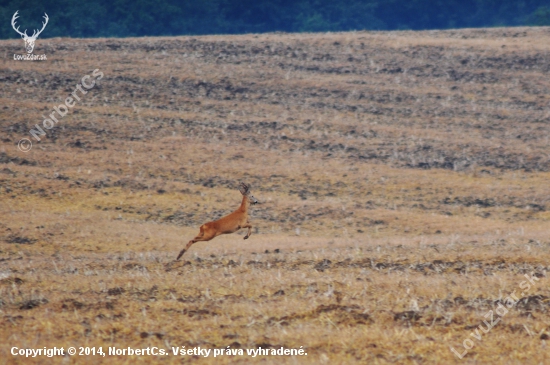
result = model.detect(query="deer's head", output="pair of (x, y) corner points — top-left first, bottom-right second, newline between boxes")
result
(239, 182), (259, 205)
(12, 11), (49, 54)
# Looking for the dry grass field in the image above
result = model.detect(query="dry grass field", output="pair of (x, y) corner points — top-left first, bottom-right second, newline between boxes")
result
(1, 27), (550, 364)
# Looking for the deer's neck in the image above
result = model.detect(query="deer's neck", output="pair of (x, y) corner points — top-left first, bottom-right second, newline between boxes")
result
(239, 195), (249, 213)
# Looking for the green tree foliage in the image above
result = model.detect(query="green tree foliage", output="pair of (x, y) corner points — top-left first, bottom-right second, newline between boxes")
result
(530, 6), (550, 25)
(1, 0), (549, 39)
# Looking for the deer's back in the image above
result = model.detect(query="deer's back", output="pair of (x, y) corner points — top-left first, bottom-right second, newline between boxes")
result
(204, 210), (247, 234)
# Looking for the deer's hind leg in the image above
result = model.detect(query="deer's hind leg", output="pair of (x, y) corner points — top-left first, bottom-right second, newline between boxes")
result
(177, 225), (216, 260)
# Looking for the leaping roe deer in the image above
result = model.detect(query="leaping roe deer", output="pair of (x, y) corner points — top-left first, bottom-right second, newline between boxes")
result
(176, 183), (259, 260)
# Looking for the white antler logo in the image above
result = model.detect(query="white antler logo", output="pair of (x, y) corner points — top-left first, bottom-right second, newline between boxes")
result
(11, 10), (49, 54)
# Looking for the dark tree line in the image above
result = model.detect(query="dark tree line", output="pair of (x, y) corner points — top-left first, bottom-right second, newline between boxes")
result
(1, 0), (550, 39)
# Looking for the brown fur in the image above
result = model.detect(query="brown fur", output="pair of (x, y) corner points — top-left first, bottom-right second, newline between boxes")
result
(176, 183), (257, 260)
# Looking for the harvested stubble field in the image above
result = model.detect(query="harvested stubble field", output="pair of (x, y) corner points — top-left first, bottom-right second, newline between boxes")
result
(1, 26), (550, 364)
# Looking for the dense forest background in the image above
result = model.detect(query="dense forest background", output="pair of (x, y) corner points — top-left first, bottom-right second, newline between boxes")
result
(1, 0), (550, 39)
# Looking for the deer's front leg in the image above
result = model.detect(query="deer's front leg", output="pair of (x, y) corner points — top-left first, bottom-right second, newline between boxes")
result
(243, 224), (252, 240)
